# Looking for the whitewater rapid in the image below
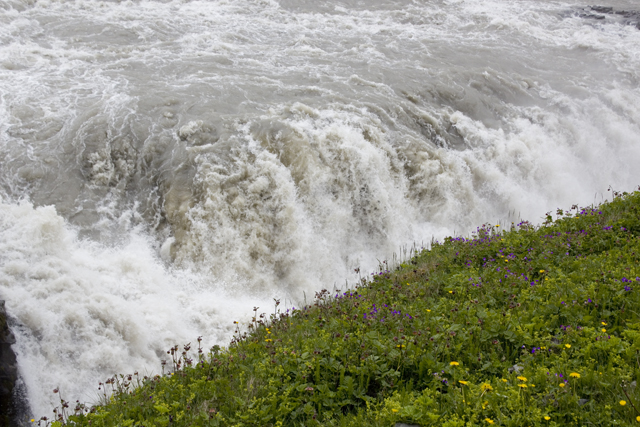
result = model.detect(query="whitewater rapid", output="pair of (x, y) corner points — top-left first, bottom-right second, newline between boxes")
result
(1, 0), (639, 418)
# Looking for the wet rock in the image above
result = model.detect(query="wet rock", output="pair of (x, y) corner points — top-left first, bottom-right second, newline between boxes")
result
(577, 6), (640, 30)
(0, 301), (19, 427)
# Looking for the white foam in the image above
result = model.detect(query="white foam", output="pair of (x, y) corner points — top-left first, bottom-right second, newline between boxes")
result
(0, 199), (273, 415)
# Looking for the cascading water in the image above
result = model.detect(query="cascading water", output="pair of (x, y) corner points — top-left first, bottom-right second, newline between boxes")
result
(1, 0), (639, 418)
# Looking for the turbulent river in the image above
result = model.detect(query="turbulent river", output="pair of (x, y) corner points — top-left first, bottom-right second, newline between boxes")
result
(1, 0), (639, 417)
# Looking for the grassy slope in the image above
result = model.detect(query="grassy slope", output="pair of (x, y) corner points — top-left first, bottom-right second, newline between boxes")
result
(46, 190), (640, 427)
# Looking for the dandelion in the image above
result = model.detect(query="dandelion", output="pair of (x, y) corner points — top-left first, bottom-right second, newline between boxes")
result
(459, 380), (469, 385)
(559, 383), (565, 388)
(602, 328), (606, 333)
(565, 344), (571, 348)
(30, 420), (35, 423)
(544, 416), (551, 420)
(391, 409), (399, 413)
(501, 379), (508, 382)
(518, 384), (528, 388)
(539, 270), (545, 273)
(265, 339), (272, 342)
(481, 383), (493, 392)
(485, 418), (495, 424)
(637, 415), (640, 422)
(602, 322), (607, 325)
(427, 309), (431, 312)
(517, 376), (527, 382)
(449, 291), (453, 294)
(620, 400), (627, 406)
(570, 373), (580, 378)
(450, 361), (460, 366)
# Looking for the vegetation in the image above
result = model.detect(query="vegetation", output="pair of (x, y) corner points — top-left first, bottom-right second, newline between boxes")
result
(40, 189), (640, 426)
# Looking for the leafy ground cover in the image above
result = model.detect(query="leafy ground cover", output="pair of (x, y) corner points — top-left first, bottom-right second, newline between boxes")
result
(40, 189), (640, 426)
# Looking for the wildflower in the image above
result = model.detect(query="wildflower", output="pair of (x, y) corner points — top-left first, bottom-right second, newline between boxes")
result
(518, 384), (528, 388)
(602, 328), (606, 333)
(449, 291), (453, 294)
(517, 376), (527, 382)
(544, 416), (551, 420)
(265, 339), (272, 342)
(570, 373), (580, 378)
(539, 270), (545, 273)
(501, 379), (508, 382)
(559, 383), (565, 388)
(450, 361), (460, 366)
(565, 344), (571, 348)
(637, 416), (640, 422)
(620, 400), (627, 406)
(427, 309), (431, 312)
(391, 409), (399, 413)
(602, 322), (607, 325)
(459, 380), (469, 385)
(485, 418), (495, 424)
(481, 383), (493, 392)
(30, 420), (35, 423)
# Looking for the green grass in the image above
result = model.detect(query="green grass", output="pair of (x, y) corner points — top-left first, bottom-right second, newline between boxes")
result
(41, 189), (640, 426)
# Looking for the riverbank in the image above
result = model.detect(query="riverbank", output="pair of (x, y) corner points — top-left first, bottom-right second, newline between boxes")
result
(45, 189), (640, 426)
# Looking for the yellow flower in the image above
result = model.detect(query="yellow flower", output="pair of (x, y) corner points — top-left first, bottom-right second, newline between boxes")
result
(565, 344), (571, 348)
(30, 420), (35, 423)
(495, 225), (500, 227)
(541, 346), (547, 349)
(482, 400), (489, 409)
(636, 415), (640, 422)
(570, 373), (580, 378)
(481, 383), (493, 392)
(517, 376), (527, 382)
(602, 328), (606, 333)
(449, 291), (453, 294)
(602, 322), (607, 325)
(459, 380), (469, 385)
(427, 309), (431, 312)
(559, 383), (565, 388)
(539, 270), (545, 273)
(265, 339), (272, 342)
(485, 418), (495, 424)
(450, 361), (459, 366)
(391, 409), (399, 413)
(544, 416), (550, 421)
(518, 384), (528, 388)
(501, 378), (508, 382)
(621, 400), (627, 406)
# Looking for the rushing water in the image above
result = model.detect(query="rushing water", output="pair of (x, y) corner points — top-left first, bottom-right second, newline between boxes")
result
(1, 0), (639, 417)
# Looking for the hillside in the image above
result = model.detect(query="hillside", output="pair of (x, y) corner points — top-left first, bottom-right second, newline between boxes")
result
(42, 189), (640, 427)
